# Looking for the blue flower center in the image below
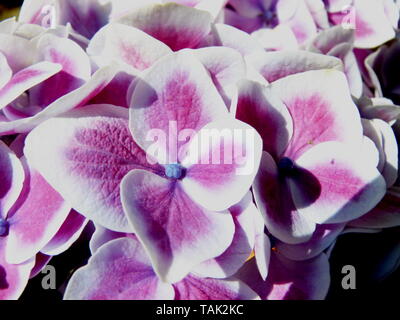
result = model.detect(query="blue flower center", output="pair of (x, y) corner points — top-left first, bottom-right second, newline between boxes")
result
(0, 219), (9, 237)
(165, 163), (186, 180)
(278, 157), (296, 177)
(261, 0), (278, 27)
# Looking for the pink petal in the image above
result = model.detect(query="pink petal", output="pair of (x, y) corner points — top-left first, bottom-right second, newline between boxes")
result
(278, 0), (318, 44)
(362, 119), (398, 188)
(292, 142), (387, 224)
(270, 70), (363, 160)
(41, 210), (88, 256)
(349, 186), (400, 229)
(253, 152), (316, 244)
(30, 253), (52, 279)
(24, 104), (162, 232)
(116, 3), (212, 51)
(229, 0), (268, 18)
(121, 169), (235, 283)
(310, 25), (354, 55)
(64, 237), (174, 300)
(341, 50), (363, 98)
(223, 8), (264, 34)
(251, 201), (271, 281)
(187, 46), (246, 109)
(305, 0), (330, 29)
(29, 34), (91, 108)
(129, 52), (228, 164)
(325, 0), (352, 12)
(5, 168), (71, 264)
(181, 119), (262, 211)
(254, 231), (271, 281)
(275, 223), (345, 261)
(0, 52), (12, 90)
(89, 224), (135, 254)
(251, 25), (299, 51)
(0, 64), (118, 135)
(19, 0), (54, 25)
(246, 50), (343, 85)
(352, 0), (396, 48)
(194, 0), (227, 19)
(0, 34), (35, 72)
(88, 23), (172, 72)
(88, 71), (135, 108)
(0, 141), (24, 219)
(192, 193), (258, 278)
(238, 252), (330, 300)
(174, 274), (260, 300)
(57, 0), (111, 39)
(0, 61), (62, 111)
(360, 98), (400, 125)
(0, 245), (34, 300)
(235, 79), (293, 159)
(211, 23), (265, 56)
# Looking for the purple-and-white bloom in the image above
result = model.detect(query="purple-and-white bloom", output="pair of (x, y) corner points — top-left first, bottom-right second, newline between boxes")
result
(64, 235), (260, 300)
(235, 70), (386, 244)
(0, 140), (79, 299)
(225, 0), (329, 44)
(25, 52), (262, 283)
(326, 0), (399, 48)
(19, 0), (111, 39)
(0, 31), (117, 135)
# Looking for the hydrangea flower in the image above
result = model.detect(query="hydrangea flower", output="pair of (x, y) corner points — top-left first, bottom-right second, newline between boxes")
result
(0, 30), (117, 135)
(225, 0), (329, 44)
(0, 0), (398, 301)
(0, 140), (85, 299)
(63, 236), (260, 300)
(235, 69), (386, 244)
(326, 0), (399, 48)
(25, 52), (262, 283)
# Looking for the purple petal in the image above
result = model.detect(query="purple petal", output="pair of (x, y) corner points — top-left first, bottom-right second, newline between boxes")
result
(275, 223), (345, 261)
(192, 193), (259, 278)
(0, 61), (62, 111)
(129, 51), (228, 163)
(41, 210), (88, 256)
(5, 168), (71, 264)
(174, 274), (259, 300)
(121, 169), (235, 283)
(88, 23), (172, 71)
(235, 79), (293, 159)
(24, 104), (162, 232)
(64, 237), (174, 300)
(0, 141), (24, 219)
(238, 252), (330, 300)
(0, 64), (118, 135)
(0, 244), (35, 300)
(253, 152), (316, 244)
(181, 119), (262, 212)
(116, 3), (212, 51)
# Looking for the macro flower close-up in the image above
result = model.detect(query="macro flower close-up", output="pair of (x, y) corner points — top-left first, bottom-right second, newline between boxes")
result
(0, 0), (399, 303)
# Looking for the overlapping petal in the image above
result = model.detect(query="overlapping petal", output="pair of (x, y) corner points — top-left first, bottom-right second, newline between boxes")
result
(24, 104), (160, 232)
(121, 169), (235, 283)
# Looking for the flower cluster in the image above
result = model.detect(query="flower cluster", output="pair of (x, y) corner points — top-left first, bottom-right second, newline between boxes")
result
(0, 0), (399, 300)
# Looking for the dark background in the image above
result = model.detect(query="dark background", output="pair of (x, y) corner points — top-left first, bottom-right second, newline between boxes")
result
(0, 0), (23, 8)
(18, 223), (400, 301)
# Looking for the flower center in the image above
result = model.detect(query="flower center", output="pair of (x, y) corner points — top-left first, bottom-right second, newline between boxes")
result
(0, 219), (10, 237)
(261, 0), (278, 27)
(278, 157), (296, 177)
(165, 163), (186, 180)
